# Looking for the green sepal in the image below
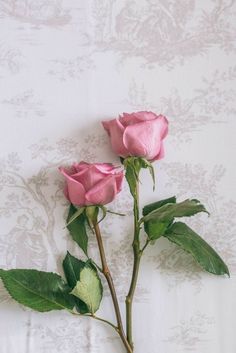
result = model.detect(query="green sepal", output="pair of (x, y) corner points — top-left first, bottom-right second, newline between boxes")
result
(85, 206), (99, 224)
(139, 158), (156, 190)
(123, 157), (140, 199)
(66, 207), (85, 227)
(97, 205), (107, 224)
(124, 157), (156, 197)
(107, 209), (126, 217)
(120, 157), (125, 164)
(67, 204), (88, 256)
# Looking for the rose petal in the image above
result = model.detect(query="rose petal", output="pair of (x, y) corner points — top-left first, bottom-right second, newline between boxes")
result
(93, 163), (117, 174)
(74, 162), (114, 174)
(59, 167), (86, 206)
(102, 119), (129, 157)
(85, 175), (117, 205)
(73, 162), (90, 173)
(123, 124), (147, 157)
(134, 111), (157, 121)
(119, 113), (142, 127)
(157, 115), (169, 139)
(115, 172), (124, 192)
(63, 185), (70, 200)
(123, 118), (167, 160)
(151, 141), (165, 161)
(71, 165), (105, 192)
(120, 111), (157, 127)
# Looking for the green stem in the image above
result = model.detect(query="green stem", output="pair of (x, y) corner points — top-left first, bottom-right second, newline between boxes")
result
(126, 180), (142, 350)
(92, 220), (133, 353)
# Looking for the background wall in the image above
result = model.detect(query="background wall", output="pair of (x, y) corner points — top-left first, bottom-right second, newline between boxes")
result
(0, 1), (236, 352)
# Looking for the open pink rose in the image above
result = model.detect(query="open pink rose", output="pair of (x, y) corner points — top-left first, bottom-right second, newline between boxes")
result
(102, 111), (168, 161)
(59, 162), (123, 206)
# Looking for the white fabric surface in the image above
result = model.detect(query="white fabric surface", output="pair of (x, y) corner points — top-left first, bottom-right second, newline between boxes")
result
(0, 1), (236, 352)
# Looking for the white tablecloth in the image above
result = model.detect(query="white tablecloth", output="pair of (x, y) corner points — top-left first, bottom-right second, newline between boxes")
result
(0, 1), (236, 352)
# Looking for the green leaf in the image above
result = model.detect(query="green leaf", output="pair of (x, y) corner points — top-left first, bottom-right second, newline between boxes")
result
(143, 196), (177, 216)
(70, 266), (103, 314)
(142, 199), (209, 223)
(164, 222), (230, 276)
(63, 252), (89, 314)
(143, 198), (208, 241)
(0, 269), (75, 312)
(67, 204), (88, 256)
(144, 220), (171, 240)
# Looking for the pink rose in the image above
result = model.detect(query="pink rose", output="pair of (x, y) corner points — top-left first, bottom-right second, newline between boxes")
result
(59, 162), (123, 206)
(102, 111), (168, 161)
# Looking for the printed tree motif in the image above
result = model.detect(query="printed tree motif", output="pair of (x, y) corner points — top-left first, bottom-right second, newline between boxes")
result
(0, 0), (71, 27)
(88, 0), (236, 66)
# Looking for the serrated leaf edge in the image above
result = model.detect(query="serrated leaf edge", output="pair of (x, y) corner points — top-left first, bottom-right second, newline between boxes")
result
(0, 269), (74, 311)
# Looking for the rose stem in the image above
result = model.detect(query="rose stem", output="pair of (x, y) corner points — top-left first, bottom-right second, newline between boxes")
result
(92, 219), (133, 353)
(125, 179), (142, 350)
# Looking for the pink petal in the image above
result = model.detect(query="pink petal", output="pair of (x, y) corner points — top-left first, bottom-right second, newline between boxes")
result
(157, 115), (169, 138)
(120, 111), (157, 127)
(74, 162), (114, 174)
(157, 142), (165, 160)
(134, 111), (157, 121)
(59, 166), (73, 177)
(119, 113), (142, 127)
(123, 124), (147, 157)
(63, 185), (70, 200)
(102, 119), (129, 157)
(59, 167), (86, 206)
(115, 172), (124, 192)
(93, 163), (117, 174)
(73, 162), (90, 173)
(71, 165), (105, 192)
(123, 118), (166, 160)
(151, 142), (165, 161)
(85, 175), (117, 205)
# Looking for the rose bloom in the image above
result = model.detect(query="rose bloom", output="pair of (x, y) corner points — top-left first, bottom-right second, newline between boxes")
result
(102, 111), (168, 161)
(59, 162), (123, 206)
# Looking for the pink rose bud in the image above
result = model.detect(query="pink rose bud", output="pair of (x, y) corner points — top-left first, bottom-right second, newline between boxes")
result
(102, 111), (168, 161)
(59, 162), (124, 206)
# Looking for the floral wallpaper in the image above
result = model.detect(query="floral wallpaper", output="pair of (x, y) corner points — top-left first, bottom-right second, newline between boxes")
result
(0, 1), (235, 352)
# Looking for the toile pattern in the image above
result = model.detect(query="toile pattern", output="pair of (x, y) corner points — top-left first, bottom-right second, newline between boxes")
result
(0, 1), (236, 352)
